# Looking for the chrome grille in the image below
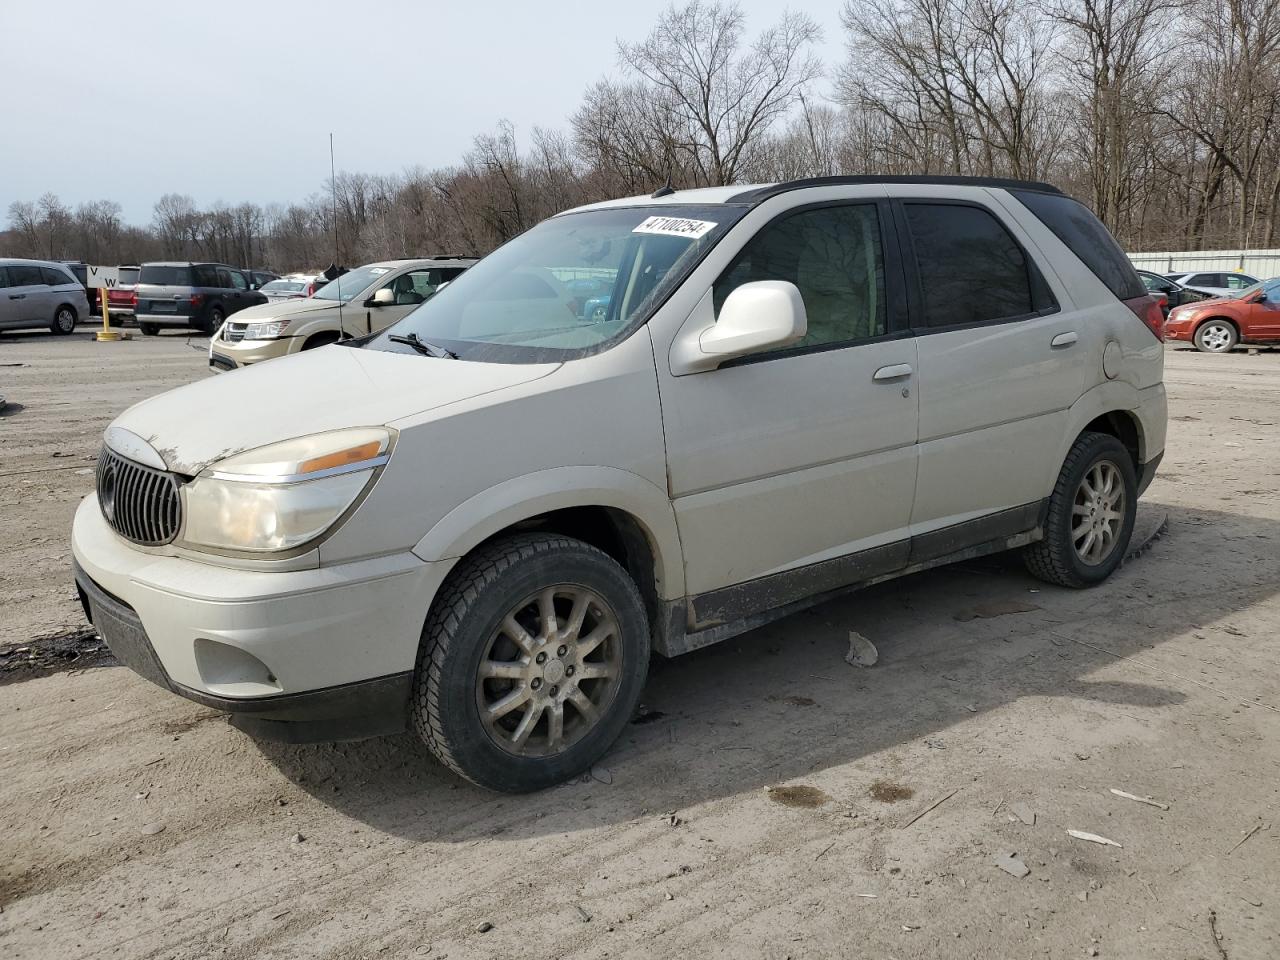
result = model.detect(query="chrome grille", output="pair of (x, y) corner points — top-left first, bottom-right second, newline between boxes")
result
(223, 323), (246, 343)
(96, 447), (183, 546)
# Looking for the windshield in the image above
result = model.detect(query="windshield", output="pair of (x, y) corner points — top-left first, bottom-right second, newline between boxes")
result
(365, 205), (746, 362)
(313, 265), (391, 301)
(1234, 278), (1280, 299)
(263, 279), (305, 293)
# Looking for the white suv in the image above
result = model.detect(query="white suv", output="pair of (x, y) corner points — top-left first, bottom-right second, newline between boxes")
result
(71, 176), (1167, 792)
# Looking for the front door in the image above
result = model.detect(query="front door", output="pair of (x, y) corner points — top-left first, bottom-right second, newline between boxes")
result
(894, 198), (1088, 548)
(658, 202), (920, 620)
(1247, 279), (1280, 339)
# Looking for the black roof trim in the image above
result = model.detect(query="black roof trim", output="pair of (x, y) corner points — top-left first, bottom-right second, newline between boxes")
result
(728, 175), (1064, 205)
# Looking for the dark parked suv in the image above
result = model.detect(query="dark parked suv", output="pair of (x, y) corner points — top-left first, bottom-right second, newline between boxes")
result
(134, 262), (268, 336)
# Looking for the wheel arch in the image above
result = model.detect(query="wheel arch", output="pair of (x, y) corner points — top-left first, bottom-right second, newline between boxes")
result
(54, 301), (79, 320)
(1194, 314), (1239, 337)
(412, 466), (686, 609)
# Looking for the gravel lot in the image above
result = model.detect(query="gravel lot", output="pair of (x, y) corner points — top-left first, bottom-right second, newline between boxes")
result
(1, 328), (1277, 960)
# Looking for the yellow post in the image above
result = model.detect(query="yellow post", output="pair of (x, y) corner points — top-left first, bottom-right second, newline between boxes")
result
(96, 283), (123, 341)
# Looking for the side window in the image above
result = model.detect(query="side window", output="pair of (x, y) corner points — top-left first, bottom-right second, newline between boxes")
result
(1188, 274), (1215, 287)
(0, 267), (9, 288)
(713, 204), (887, 349)
(385, 269), (436, 305)
(1011, 190), (1145, 301)
(215, 268), (233, 289)
(9, 265), (43, 287)
(41, 267), (72, 286)
(903, 203), (1035, 328)
(193, 265), (219, 287)
(228, 270), (248, 291)
(1226, 274), (1253, 289)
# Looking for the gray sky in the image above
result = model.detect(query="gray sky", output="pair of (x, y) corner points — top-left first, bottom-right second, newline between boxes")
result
(0, 0), (845, 225)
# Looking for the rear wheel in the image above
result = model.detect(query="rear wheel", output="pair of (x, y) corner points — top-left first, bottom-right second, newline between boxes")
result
(139, 322), (159, 336)
(50, 305), (77, 335)
(1194, 319), (1237, 353)
(413, 533), (649, 792)
(1024, 431), (1137, 588)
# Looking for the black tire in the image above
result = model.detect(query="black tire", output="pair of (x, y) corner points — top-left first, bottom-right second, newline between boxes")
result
(139, 322), (159, 336)
(413, 533), (650, 792)
(1194, 318), (1238, 353)
(50, 305), (77, 335)
(199, 306), (225, 337)
(1024, 431), (1137, 588)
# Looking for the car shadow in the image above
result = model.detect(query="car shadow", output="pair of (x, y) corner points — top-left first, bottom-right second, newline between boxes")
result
(252, 499), (1276, 841)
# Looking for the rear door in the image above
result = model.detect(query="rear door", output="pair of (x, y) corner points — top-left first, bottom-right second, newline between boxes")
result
(895, 195), (1085, 551)
(225, 269), (253, 314)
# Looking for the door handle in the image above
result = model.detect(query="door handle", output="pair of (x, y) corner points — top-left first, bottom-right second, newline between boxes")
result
(1051, 332), (1078, 348)
(873, 363), (914, 381)
(9, 294), (25, 300)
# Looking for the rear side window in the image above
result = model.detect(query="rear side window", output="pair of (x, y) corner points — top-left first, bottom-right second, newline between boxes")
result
(1012, 190), (1145, 301)
(139, 265), (193, 285)
(41, 267), (73, 286)
(902, 203), (1036, 328)
(0, 267), (9, 288)
(1225, 274), (1255, 289)
(190, 265), (218, 286)
(714, 203), (887, 349)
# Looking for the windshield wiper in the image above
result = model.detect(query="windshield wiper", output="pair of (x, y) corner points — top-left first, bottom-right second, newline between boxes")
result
(387, 332), (457, 359)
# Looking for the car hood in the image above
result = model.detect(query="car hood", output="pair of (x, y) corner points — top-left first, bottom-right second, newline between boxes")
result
(110, 346), (559, 475)
(228, 297), (348, 322)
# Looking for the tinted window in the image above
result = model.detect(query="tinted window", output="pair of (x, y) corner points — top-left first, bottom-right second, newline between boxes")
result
(9, 265), (44, 286)
(0, 267), (9, 289)
(139, 265), (193, 285)
(903, 203), (1033, 328)
(1012, 190), (1145, 301)
(1187, 273), (1216, 286)
(41, 266), (74, 286)
(714, 204), (887, 348)
(118, 267), (140, 285)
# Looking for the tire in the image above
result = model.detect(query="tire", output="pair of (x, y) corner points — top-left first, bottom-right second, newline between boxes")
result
(50, 305), (77, 335)
(198, 306), (225, 337)
(139, 322), (159, 336)
(1194, 319), (1238, 353)
(1024, 431), (1137, 588)
(413, 533), (650, 792)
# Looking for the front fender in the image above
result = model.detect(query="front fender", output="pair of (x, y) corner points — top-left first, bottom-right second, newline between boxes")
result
(410, 466), (686, 599)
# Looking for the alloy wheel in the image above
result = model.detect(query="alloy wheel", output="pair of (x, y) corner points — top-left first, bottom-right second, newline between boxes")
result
(1199, 322), (1233, 352)
(1072, 460), (1126, 565)
(475, 584), (623, 757)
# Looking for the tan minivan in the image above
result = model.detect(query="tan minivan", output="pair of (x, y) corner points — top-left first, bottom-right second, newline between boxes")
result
(208, 257), (474, 371)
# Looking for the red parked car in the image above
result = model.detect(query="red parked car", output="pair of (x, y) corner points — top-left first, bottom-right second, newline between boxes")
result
(105, 265), (140, 322)
(1165, 277), (1280, 352)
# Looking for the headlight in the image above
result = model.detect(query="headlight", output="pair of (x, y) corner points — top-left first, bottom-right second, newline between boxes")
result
(181, 427), (393, 554)
(244, 320), (291, 340)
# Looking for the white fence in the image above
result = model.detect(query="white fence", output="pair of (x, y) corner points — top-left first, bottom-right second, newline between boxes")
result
(1128, 248), (1280, 278)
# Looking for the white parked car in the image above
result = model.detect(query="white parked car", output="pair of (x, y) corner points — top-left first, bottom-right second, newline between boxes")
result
(1164, 270), (1259, 299)
(71, 176), (1167, 792)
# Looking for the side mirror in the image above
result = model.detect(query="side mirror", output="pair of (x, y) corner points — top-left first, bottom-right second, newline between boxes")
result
(368, 288), (395, 307)
(698, 281), (807, 361)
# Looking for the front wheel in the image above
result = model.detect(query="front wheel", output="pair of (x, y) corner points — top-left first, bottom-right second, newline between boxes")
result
(50, 305), (77, 335)
(413, 533), (650, 792)
(199, 306), (225, 336)
(1024, 431), (1137, 588)
(1194, 319), (1237, 353)
(139, 322), (159, 336)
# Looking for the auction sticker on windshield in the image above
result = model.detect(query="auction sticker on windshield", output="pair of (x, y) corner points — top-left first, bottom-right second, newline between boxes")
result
(633, 216), (718, 240)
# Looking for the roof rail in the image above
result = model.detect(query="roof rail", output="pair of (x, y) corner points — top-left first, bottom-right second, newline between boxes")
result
(729, 175), (1064, 205)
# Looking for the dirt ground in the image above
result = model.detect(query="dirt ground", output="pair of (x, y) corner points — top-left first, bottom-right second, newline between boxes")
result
(1, 328), (1277, 960)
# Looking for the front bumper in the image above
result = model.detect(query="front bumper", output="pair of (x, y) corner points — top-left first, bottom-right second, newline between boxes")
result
(1164, 315), (1196, 341)
(71, 496), (451, 741)
(209, 334), (301, 370)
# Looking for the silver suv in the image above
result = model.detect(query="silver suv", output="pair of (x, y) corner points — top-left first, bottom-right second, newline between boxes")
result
(72, 176), (1167, 792)
(0, 259), (90, 335)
